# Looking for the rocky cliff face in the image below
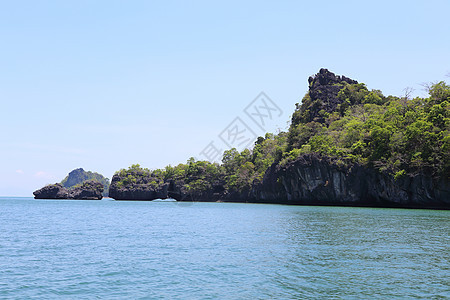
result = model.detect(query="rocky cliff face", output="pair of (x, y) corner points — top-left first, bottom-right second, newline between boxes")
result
(108, 158), (449, 209)
(108, 157), (449, 208)
(109, 174), (227, 201)
(291, 68), (358, 124)
(167, 180), (226, 202)
(69, 181), (104, 200)
(109, 173), (168, 200)
(253, 154), (450, 209)
(33, 180), (104, 200)
(33, 183), (69, 199)
(308, 68), (357, 115)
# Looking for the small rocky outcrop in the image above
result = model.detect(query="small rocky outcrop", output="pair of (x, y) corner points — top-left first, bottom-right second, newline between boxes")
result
(69, 181), (104, 200)
(33, 183), (69, 199)
(293, 68), (358, 124)
(33, 180), (104, 200)
(308, 68), (358, 115)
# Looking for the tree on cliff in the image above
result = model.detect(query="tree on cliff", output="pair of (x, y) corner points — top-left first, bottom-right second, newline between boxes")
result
(110, 69), (449, 204)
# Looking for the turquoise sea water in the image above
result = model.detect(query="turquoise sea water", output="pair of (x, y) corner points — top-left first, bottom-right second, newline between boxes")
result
(0, 197), (448, 299)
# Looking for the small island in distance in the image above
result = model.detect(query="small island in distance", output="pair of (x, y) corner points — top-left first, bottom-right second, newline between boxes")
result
(33, 168), (110, 200)
(34, 69), (450, 209)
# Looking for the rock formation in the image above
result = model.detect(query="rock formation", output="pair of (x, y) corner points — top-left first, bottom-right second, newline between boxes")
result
(61, 168), (110, 197)
(68, 181), (104, 200)
(33, 183), (69, 199)
(108, 171), (168, 200)
(252, 153), (450, 209)
(307, 68), (358, 121)
(108, 68), (450, 209)
(33, 180), (104, 200)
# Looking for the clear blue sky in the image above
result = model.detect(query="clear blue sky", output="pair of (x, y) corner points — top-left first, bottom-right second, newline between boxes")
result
(1, 0), (449, 196)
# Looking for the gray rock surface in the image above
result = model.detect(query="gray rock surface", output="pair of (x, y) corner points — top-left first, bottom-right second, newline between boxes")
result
(108, 173), (169, 200)
(33, 183), (69, 199)
(33, 180), (103, 200)
(253, 154), (450, 209)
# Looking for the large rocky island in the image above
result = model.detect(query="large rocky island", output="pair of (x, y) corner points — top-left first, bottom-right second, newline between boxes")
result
(33, 168), (109, 200)
(108, 69), (449, 209)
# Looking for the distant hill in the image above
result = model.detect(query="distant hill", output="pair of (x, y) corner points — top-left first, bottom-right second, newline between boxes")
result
(61, 168), (110, 197)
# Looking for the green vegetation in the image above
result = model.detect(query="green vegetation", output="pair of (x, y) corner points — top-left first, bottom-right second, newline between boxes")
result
(112, 132), (288, 197)
(221, 132), (287, 192)
(112, 71), (449, 198)
(285, 81), (449, 177)
(113, 164), (164, 190)
(61, 168), (110, 197)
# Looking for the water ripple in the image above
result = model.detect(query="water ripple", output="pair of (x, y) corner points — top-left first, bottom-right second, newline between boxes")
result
(0, 198), (448, 299)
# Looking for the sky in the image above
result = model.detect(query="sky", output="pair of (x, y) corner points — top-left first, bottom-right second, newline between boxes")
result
(1, 0), (449, 196)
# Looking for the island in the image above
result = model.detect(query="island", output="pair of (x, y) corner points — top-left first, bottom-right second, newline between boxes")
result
(33, 168), (110, 200)
(108, 69), (450, 209)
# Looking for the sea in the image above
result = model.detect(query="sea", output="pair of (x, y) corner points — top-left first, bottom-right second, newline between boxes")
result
(0, 197), (448, 299)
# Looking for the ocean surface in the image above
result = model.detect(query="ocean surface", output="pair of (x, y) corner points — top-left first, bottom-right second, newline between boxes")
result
(0, 197), (448, 299)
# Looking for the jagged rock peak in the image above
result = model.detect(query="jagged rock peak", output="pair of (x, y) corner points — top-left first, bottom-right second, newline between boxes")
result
(290, 68), (360, 124)
(69, 168), (85, 175)
(61, 167), (110, 197)
(308, 68), (358, 89)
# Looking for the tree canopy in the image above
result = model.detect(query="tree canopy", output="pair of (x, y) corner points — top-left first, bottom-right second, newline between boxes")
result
(112, 72), (449, 198)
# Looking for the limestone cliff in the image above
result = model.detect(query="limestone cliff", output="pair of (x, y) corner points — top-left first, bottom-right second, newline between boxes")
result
(108, 172), (168, 200)
(252, 154), (450, 209)
(108, 68), (449, 209)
